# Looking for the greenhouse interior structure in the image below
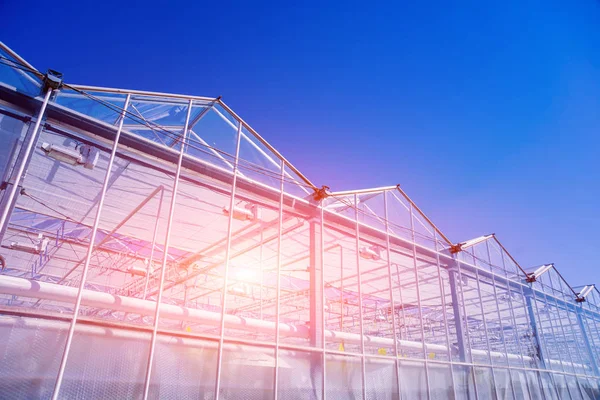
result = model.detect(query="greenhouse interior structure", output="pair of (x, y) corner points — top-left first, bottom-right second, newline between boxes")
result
(0, 41), (599, 400)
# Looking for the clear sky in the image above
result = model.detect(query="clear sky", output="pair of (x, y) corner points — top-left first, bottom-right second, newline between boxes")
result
(1, 1), (599, 287)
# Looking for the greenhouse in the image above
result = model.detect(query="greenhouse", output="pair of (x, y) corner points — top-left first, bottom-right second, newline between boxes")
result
(0, 41), (599, 399)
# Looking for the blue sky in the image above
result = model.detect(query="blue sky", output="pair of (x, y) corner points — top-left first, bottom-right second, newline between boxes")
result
(2, 1), (599, 287)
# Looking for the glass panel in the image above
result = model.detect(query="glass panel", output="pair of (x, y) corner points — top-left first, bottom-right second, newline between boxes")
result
(0, 113), (26, 197)
(191, 107), (238, 169)
(0, 48), (42, 96)
(237, 126), (282, 190)
(55, 90), (128, 124)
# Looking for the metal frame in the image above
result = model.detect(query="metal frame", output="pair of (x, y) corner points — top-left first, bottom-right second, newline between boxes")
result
(0, 46), (598, 399)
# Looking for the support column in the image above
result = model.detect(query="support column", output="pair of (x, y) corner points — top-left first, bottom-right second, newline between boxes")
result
(576, 307), (600, 376)
(525, 292), (547, 369)
(447, 259), (469, 363)
(309, 213), (325, 399)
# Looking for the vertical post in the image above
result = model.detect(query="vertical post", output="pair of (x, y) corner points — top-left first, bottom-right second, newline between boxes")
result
(472, 268), (500, 400)
(408, 203), (431, 400)
(309, 202), (325, 399)
(576, 308), (600, 376)
(530, 285), (576, 400)
(485, 243), (517, 399)
(0, 88), (53, 234)
(581, 304), (600, 376)
(450, 256), (480, 400)
(340, 246), (344, 331)
(260, 229), (264, 320)
(394, 262), (408, 342)
(383, 192), (402, 399)
(448, 260), (469, 363)
(273, 159), (285, 400)
(141, 98), (193, 400)
(213, 120), (243, 400)
(319, 195), (326, 400)
(433, 232), (458, 400)
(51, 93), (131, 400)
(143, 188), (164, 299)
(524, 286), (562, 398)
(353, 194), (367, 400)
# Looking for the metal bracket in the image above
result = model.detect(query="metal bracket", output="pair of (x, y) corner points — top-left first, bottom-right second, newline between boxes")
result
(312, 185), (330, 201)
(449, 244), (462, 254)
(42, 69), (63, 93)
(525, 274), (537, 283)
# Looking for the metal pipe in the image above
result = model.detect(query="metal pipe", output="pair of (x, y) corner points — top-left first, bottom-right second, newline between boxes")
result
(0, 274), (583, 365)
(383, 192), (402, 398)
(141, 99), (193, 400)
(273, 158), (284, 400)
(320, 196), (327, 400)
(328, 185), (399, 197)
(51, 93), (131, 400)
(66, 84), (217, 102)
(354, 193), (367, 400)
(433, 231), (458, 399)
(0, 88), (52, 234)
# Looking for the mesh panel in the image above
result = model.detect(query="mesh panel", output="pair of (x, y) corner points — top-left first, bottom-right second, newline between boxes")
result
(0, 315), (68, 400)
(552, 374), (571, 399)
(219, 343), (275, 399)
(278, 350), (322, 400)
(365, 357), (398, 400)
(494, 368), (515, 400)
(539, 372), (559, 400)
(326, 354), (363, 399)
(60, 323), (150, 399)
(398, 360), (427, 400)
(148, 334), (216, 399)
(428, 363), (454, 400)
(473, 368), (495, 399)
(452, 365), (475, 400)
(510, 369), (530, 399)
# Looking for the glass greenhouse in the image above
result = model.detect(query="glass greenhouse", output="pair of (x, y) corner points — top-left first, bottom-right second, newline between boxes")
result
(0, 41), (599, 399)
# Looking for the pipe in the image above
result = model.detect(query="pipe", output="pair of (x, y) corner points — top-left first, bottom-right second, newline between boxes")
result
(0, 275), (591, 371)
